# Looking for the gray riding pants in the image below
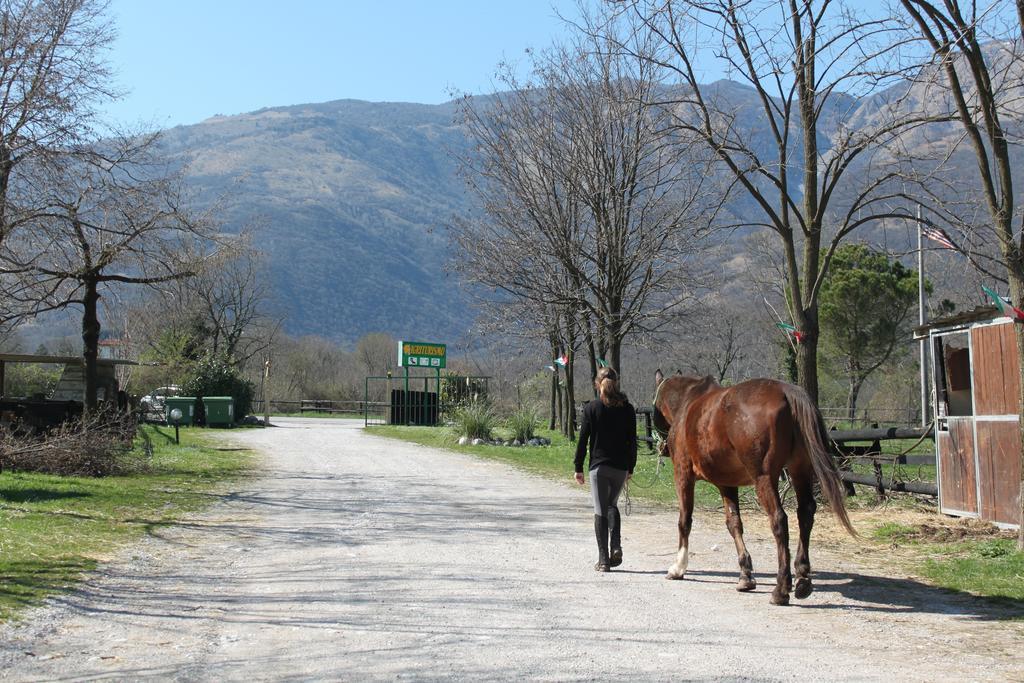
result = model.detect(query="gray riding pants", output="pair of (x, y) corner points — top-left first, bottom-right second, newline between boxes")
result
(590, 465), (629, 516)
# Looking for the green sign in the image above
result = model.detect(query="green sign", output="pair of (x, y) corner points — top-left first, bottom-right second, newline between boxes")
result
(398, 341), (446, 369)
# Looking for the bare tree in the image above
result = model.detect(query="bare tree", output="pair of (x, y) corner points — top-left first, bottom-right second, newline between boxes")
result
(898, 0), (1024, 545)
(614, 0), (935, 401)
(0, 0), (116, 249)
(356, 332), (396, 376)
(0, 132), (216, 411)
(453, 15), (712, 424)
(187, 232), (279, 369)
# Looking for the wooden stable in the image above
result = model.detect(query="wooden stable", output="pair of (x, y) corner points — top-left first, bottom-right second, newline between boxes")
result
(916, 307), (1022, 528)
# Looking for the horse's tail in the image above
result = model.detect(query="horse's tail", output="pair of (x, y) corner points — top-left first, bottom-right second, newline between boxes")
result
(782, 384), (857, 537)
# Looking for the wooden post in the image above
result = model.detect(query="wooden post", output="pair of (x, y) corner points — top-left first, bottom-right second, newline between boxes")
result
(263, 357), (271, 427)
(0, 359), (5, 399)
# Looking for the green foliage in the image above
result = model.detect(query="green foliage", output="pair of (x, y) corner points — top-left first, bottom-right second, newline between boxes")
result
(182, 354), (255, 421)
(819, 243), (920, 415)
(451, 400), (496, 440)
(507, 407), (539, 442)
(441, 374), (489, 408)
(3, 362), (61, 398)
(132, 326), (205, 397)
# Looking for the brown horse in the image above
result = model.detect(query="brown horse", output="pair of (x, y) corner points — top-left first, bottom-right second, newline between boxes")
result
(652, 371), (855, 605)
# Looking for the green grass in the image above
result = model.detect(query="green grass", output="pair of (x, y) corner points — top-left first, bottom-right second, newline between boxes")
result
(366, 424), (722, 509)
(869, 523), (1024, 605)
(0, 424), (255, 622)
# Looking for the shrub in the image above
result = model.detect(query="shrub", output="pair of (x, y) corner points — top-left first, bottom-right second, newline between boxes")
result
(182, 354), (255, 422)
(507, 407), (538, 442)
(452, 400), (496, 440)
(0, 409), (143, 476)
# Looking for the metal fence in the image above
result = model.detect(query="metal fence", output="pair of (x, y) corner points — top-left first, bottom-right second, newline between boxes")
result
(363, 375), (491, 427)
(251, 399), (368, 416)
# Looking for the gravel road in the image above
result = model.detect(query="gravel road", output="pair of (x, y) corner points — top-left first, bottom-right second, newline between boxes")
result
(1, 417), (1022, 681)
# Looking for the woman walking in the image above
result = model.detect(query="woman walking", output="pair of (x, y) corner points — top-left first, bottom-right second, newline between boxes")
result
(573, 367), (637, 572)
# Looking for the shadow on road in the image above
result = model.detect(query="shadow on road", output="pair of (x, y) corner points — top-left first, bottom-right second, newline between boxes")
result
(683, 568), (1023, 621)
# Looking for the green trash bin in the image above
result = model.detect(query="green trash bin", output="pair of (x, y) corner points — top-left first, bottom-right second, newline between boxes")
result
(164, 397), (197, 426)
(203, 396), (235, 426)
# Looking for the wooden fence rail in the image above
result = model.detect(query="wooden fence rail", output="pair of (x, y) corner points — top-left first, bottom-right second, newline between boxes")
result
(634, 407), (938, 497)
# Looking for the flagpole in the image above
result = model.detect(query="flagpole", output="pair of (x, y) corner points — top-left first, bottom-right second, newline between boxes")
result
(917, 206), (928, 427)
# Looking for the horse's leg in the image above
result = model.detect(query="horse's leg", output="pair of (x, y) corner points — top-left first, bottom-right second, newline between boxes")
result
(718, 485), (755, 591)
(788, 460), (817, 599)
(666, 468), (695, 580)
(754, 474), (791, 605)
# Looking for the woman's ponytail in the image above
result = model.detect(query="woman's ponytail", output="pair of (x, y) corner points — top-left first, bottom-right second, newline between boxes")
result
(596, 367), (627, 407)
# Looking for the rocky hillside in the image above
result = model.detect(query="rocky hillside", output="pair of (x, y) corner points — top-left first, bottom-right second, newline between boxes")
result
(159, 99), (474, 344)
(159, 50), (1022, 344)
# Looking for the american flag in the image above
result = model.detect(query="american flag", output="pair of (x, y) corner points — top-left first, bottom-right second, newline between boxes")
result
(921, 225), (957, 250)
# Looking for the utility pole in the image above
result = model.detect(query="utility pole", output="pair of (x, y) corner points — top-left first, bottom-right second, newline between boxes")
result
(917, 206), (928, 427)
(263, 356), (271, 427)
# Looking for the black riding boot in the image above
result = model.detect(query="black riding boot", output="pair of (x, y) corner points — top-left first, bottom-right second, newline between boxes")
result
(608, 506), (622, 567)
(594, 515), (610, 572)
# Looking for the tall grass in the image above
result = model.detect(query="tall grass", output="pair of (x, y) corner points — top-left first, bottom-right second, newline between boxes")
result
(451, 400), (496, 440)
(506, 407), (538, 442)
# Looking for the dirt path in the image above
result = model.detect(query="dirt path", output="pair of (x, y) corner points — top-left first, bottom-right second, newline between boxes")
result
(1, 418), (1021, 681)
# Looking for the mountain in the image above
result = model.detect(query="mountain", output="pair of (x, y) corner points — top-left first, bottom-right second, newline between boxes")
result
(158, 99), (475, 345)
(157, 51), (1024, 345)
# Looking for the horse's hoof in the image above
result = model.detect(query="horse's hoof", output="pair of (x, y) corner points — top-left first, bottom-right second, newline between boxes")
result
(794, 577), (813, 599)
(595, 561), (610, 572)
(665, 568), (685, 580)
(736, 576), (757, 592)
(770, 592), (790, 606)
(609, 549), (623, 568)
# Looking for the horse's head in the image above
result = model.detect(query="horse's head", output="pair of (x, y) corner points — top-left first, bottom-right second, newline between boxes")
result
(652, 370), (717, 434)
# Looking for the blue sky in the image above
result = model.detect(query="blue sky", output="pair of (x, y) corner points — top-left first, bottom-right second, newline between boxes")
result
(104, 0), (583, 128)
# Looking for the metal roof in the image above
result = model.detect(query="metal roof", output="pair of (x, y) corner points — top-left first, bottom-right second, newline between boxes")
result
(913, 305), (1008, 338)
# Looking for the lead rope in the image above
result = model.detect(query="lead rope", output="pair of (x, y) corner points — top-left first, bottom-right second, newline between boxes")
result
(621, 445), (668, 515)
(622, 384), (670, 514)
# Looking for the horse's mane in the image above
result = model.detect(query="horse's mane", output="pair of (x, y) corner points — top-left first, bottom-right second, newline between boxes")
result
(655, 374), (718, 427)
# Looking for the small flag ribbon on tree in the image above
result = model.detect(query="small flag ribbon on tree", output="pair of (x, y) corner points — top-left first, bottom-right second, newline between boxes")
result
(596, 358), (609, 368)
(922, 226), (958, 250)
(776, 322), (805, 343)
(545, 365), (556, 372)
(982, 285), (1024, 321)
(554, 354), (568, 367)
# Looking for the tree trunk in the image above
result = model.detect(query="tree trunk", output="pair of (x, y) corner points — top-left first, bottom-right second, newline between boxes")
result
(609, 338), (622, 381)
(796, 326), (819, 404)
(846, 376), (864, 422)
(555, 376), (564, 433)
(549, 368), (557, 431)
(82, 277), (101, 414)
(565, 349), (576, 441)
(587, 342), (598, 398)
(549, 336), (559, 430)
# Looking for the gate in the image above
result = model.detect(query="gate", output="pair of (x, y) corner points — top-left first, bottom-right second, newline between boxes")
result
(364, 374), (489, 427)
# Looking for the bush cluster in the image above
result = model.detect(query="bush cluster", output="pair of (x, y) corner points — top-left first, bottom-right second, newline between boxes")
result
(0, 409), (143, 476)
(451, 402), (544, 445)
(506, 408), (538, 443)
(182, 355), (255, 422)
(451, 400), (496, 440)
